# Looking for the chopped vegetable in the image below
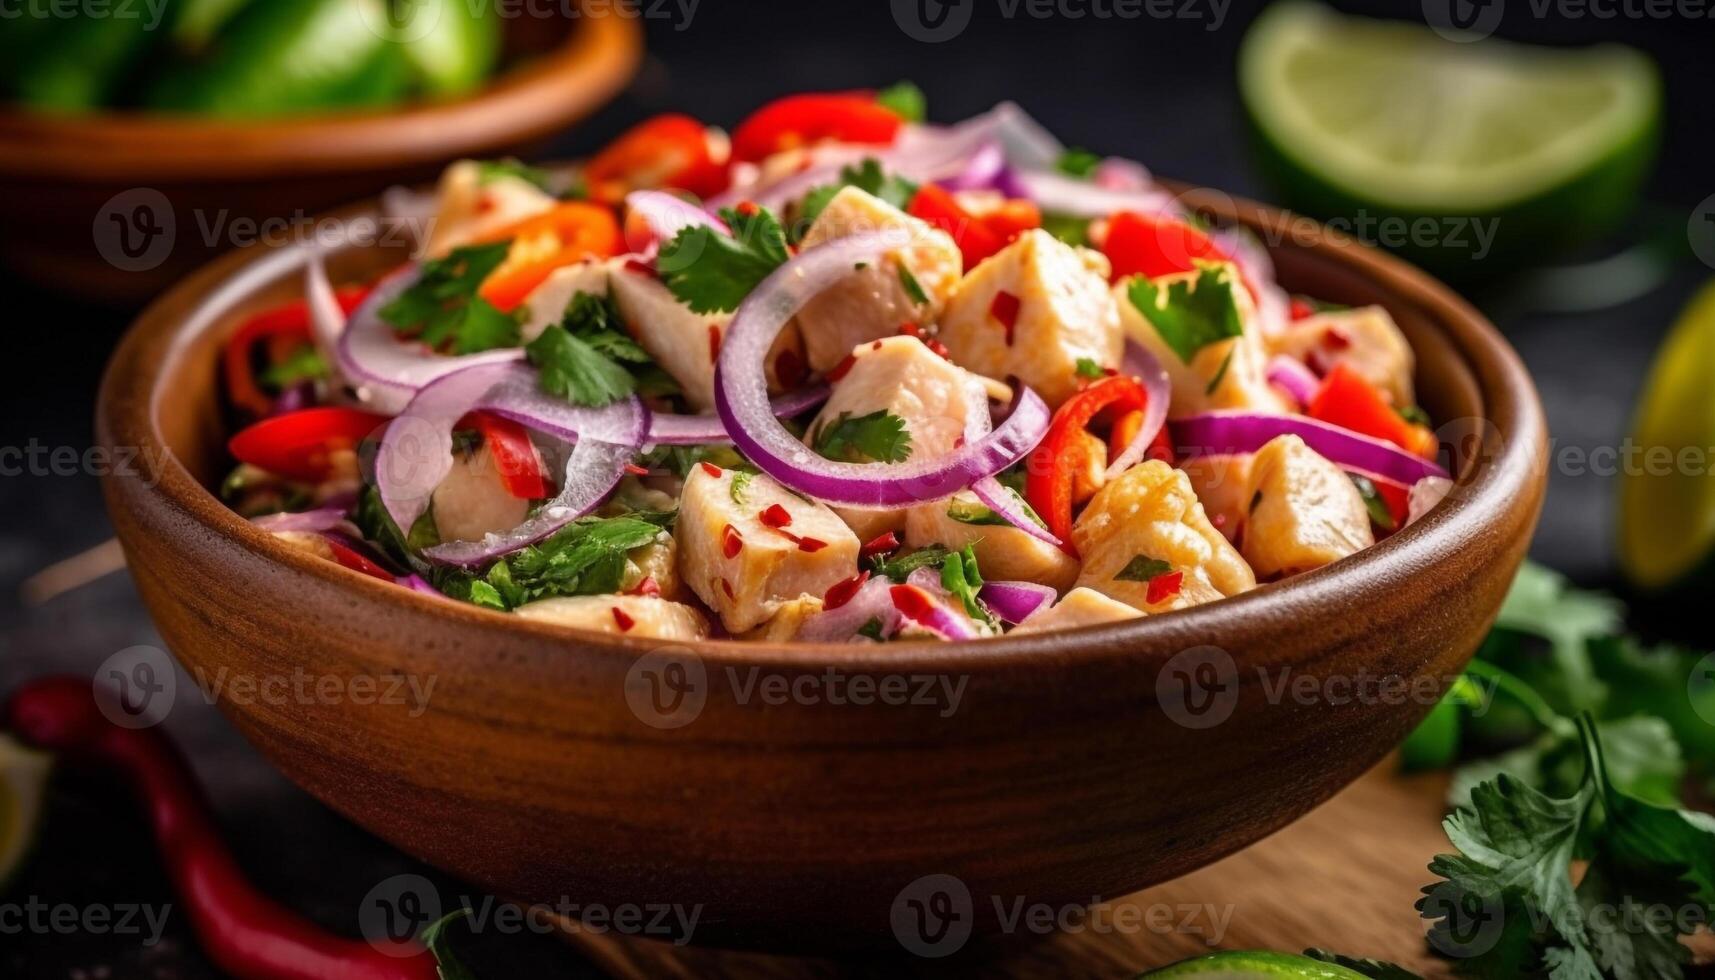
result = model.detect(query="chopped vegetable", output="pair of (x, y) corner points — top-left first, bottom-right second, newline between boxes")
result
(1126, 262), (1245, 365)
(811, 410), (914, 464)
(660, 204), (790, 314)
(730, 92), (904, 162)
(875, 81), (927, 123)
(378, 241), (520, 354)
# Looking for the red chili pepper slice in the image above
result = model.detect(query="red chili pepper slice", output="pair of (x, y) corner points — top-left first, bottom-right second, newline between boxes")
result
(1145, 569), (1184, 604)
(731, 93), (902, 163)
(1289, 297), (1316, 321)
(584, 113), (730, 203)
(463, 412), (550, 500)
(759, 503), (793, 528)
(322, 536), (397, 582)
(906, 184), (1004, 268)
(1101, 211), (1263, 308)
(721, 524), (744, 559)
(228, 407), (390, 483)
(1023, 376), (1152, 555)
(1307, 363), (1437, 459)
(988, 290), (1020, 345)
(823, 570), (869, 611)
(860, 531), (900, 556)
(475, 202), (624, 312)
(223, 288), (369, 417)
(611, 606), (637, 632)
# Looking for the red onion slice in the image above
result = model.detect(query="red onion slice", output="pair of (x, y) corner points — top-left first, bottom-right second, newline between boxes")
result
(1408, 476), (1454, 526)
(890, 584), (981, 640)
(624, 190), (729, 252)
(713, 233), (1051, 508)
(396, 574), (449, 599)
(1093, 157), (1153, 191)
(936, 140), (1007, 192)
(251, 507), (360, 538)
(1265, 354), (1320, 409)
(796, 576), (902, 643)
(1171, 411), (1448, 487)
(1010, 169), (1178, 220)
(977, 580), (1057, 624)
(1104, 340), (1174, 479)
(971, 476), (1061, 548)
(644, 385), (830, 446)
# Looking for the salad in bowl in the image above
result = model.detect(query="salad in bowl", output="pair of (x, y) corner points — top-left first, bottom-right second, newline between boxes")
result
(220, 87), (1452, 644)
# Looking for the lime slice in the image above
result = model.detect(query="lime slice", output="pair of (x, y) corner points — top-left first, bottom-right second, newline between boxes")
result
(1618, 279), (1715, 591)
(1140, 951), (1371, 979)
(1239, 2), (1659, 276)
(0, 735), (52, 890)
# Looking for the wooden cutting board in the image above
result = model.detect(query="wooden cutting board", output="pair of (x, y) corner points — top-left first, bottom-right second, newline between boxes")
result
(558, 763), (1463, 979)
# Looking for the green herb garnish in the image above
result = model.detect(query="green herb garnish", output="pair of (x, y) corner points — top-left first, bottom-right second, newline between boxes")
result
(876, 81), (926, 123)
(525, 291), (659, 407)
(1126, 262), (1244, 365)
(1055, 147), (1101, 178)
(796, 158), (921, 234)
(378, 241), (521, 354)
(659, 205), (790, 314)
(1114, 555), (1173, 582)
(812, 409), (913, 464)
(1349, 473), (1397, 532)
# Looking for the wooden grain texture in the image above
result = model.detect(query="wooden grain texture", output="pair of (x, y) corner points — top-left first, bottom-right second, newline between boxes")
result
(95, 188), (1549, 951)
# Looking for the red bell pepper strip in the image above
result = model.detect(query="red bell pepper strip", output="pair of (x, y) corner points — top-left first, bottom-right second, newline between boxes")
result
(1101, 211), (1231, 282)
(731, 92), (903, 163)
(475, 201), (623, 312)
(3, 677), (440, 980)
(1024, 375), (1153, 555)
(321, 535), (398, 582)
(463, 411), (550, 500)
(228, 407), (390, 484)
(223, 289), (370, 417)
(907, 184), (1042, 269)
(1307, 363), (1438, 458)
(584, 113), (730, 203)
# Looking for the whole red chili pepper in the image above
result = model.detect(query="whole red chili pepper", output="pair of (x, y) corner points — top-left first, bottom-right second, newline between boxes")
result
(4, 677), (440, 980)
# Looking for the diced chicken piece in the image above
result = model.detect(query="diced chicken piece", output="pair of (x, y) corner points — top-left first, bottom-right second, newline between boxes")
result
(513, 595), (710, 641)
(740, 594), (826, 642)
(806, 335), (981, 540)
(1116, 264), (1287, 417)
(431, 448), (531, 544)
(938, 230), (1123, 408)
(423, 161), (557, 259)
(623, 536), (686, 603)
(903, 490), (1080, 593)
(1072, 460), (1256, 613)
(1240, 434), (1374, 578)
(794, 187), (962, 373)
(1069, 429), (1108, 505)
(516, 259), (614, 342)
(1268, 306), (1415, 407)
(676, 466), (861, 633)
(1179, 454), (1254, 545)
(1011, 587), (1144, 635)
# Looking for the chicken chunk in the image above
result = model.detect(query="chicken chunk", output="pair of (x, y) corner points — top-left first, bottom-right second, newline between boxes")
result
(1011, 587), (1143, 635)
(676, 465), (861, 632)
(806, 335), (981, 540)
(1240, 434), (1374, 578)
(794, 187), (962, 373)
(623, 536), (686, 602)
(904, 490), (1080, 593)
(1178, 454), (1254, 545)
(513, 595), (710, 641)
(1268, 305), (1415, 407)
(1116, 264), (1286, 417)
(423, 161), (557, 259)
(431, 447), (532, 544)
(740, 595), (826, 642)
(938, 229), (1123, 408)
(609, 266), (729, 411)
(1072, 460), (1256, 613)
(515, 259), (614, 342)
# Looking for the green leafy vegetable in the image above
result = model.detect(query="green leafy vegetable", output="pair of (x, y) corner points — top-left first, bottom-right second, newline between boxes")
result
(524, 291), (661, 407)
(1115, 555), (1173, 582)
(939, 543), (995, 628)
(1074, 357), (1106, 379)
(379, 241), (521, 354)
(897, 264), (929, 306)
(636, 444), (755, 479)
(474, 158), (556, 193)
(856, 616), (887, 642)
(729, 470), (754, 505)
(1349, 474), (1398, 532)
(812, 410), (913, 463)
(1041, 212), (1091, 248)
(1056, 147), (1101, 178)
(436, 511), (676, 610)
(876, 81), (926, 122)
(659, 205), (790, 314)
(947, 490), (1046, 529)
(869, 546), (950, 583)
(1399, 404), (1433, 427)
(796, 158), (921, 233)
(1126, 262), (1244, 365)
(1205, 347), (1234, 395)
(258, 345), (328, 390)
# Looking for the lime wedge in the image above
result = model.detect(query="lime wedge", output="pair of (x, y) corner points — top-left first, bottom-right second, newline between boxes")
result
(0, 735), (52, 891)
(1140, 951), (1371, 978)
(1619, 280), (1715, 591)
(1239, 2), (1659, 277)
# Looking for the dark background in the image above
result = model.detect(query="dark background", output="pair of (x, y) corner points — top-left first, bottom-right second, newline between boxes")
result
(3, 0), (1712, 975)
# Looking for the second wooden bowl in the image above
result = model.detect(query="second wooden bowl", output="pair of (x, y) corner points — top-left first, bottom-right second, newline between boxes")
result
(96, 189), (1546, 952)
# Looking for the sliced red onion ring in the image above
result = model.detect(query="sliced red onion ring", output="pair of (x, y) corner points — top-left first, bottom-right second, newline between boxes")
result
(333, 263), (524, 415)
(715, 233), (1050, 508)
(1093, 157), (1153, 191)
(971, 476), (1061, 548)
(1265, 354), (1321, 409)
(251, 507), (360, 538)
(1104, 340), (1173, 479)
(305, 253), (348, 374)
(645, 385), (831, 446)
(890, 583), (981, 640)
(1171, 412), (1448, 487)
(1010, 169), (1179, 219)
(376, 361), (644, 534)
(1407, 476), (1454, 526)
(977, 580), (1056, 625)
(936, 141), (1007, 192)
(624, 190), (729, 252)
(796, 576), (902, 643)
(396, 573), (448, 598)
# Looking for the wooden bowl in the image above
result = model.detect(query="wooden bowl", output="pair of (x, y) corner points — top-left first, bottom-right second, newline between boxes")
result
(0, 2), (640, 305)
(95, 189), (1546, 952)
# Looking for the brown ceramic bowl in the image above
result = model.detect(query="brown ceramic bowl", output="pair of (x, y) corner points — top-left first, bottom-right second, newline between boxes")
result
(0, 1), (640, 304)
(96, 188), (1545, 952)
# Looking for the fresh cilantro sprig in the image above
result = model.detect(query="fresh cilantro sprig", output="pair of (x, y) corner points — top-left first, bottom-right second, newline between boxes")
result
(868, 546), (950, 583)
(379, 241), (522, 354)
(1074, 357), (1106, 379)
(1126, 261), (1244, 365)
(1115, 555), (1173, 582)
(812, 409), (913, 463)
(1055, 147), (1101, 178)
(796, 158), (920, 235)
(875, 81), (926, 123)
(659, 205), (790, 314)
(525, 291), (672, 408)
(441, 511), (676, 611)
(939, 543), (996, 628)
(258, 346), (328, 390)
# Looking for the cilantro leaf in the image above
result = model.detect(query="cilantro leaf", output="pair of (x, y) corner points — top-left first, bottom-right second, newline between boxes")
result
(1494, 562), (1622, 713)
(1350, 473), (1398, 532)
(1055, 147), (1101, 178)
(379, 241), (522, 354)
(796, 158), (920, 237)
(659, 205), (790, 314)
(1115, 555), (1173, 582)
(1074, 357), (1106, 380)
(258, 345), (328, 390)
(869, 546), (949, 583)
(524, 291), (659, 408)
(475, 158), (555, 194)
(856, 616), (888, 641)
(940, 543), (996, 628)
(875, 81), (926, 123)
(947, 489), (1046, 529)
(439, 511), (676, 610)
(812, 409), (913, 463)
(1041, 211), (1091, 247)
(1126, 262), (1244, 364)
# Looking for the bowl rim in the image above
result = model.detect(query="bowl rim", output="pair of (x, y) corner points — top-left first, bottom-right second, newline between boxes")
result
(98, 186), (1546, 674)
(0, 0), (642, 180)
